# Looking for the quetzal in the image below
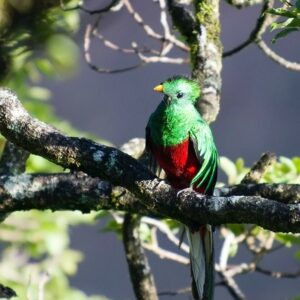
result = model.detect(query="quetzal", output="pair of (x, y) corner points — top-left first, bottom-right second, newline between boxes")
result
(146, 76), (218, 300)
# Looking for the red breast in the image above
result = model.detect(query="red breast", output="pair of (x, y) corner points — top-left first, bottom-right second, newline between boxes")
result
(150, 138), (203, 191)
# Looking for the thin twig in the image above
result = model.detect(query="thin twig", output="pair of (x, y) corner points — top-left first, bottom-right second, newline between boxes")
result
(143, 226), (189, 264)
(60, 0), (121, 14)
(224, 0), (263, 9)
(93, 30), (160, 55)
(248, 1), (300, 71)
(81, 0), (189, 73)
(142, 217), (189, 253)
(84, 24), (144, 74)
(222, 263), (255, 278)
(223, 0), (274, 57)
(123, 0), (188, 51)
(256, 40), (300, 71)
(135, 50), (188, 64)
(216, 267), (247, 300)
(219, 229), (235, 270)
(255, 266), (300, 279)
(142, 243), (189, 265)
(158, 287), (191, 297)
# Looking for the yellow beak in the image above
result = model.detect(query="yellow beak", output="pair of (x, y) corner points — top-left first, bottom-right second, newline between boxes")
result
(153, 84), (164, 93)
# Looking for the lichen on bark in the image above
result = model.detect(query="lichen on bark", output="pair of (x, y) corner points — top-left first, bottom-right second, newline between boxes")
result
(194, 0), (222, 49)
(178, 0), (223, 124)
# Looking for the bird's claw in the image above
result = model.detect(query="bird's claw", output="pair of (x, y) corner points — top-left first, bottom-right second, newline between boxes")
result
(154, 179), (166, 190)
(176, 187), (195, 198)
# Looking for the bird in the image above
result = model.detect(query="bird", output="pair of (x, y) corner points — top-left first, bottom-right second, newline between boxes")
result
(145, 75), (218, 300)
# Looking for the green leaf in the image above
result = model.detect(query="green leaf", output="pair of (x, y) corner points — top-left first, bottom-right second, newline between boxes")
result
(139, 223), (152, 243)
(292, 157), (300, 173)
(163, 219), (181, 230)
(28, 86), (51, 101)
(271, 18), (295, 31)
(26, 154), (63, 173)
(102, 219), (123, 237)
(275, 233), (300, 247)
(235, 158), (245, 174)
(44, 232), (68, 255)
(46, 34), (79, 76)
(226, 224), (245, 236)
(229, 242), (238, 257)
(59, 250), (83, 275)
(61, 11), (80, 33)
(272, 28), (299, 43)
(279, 156), (297, 174)
(35, 58), (56, 77)
(288, 18), (300, 28)
(267, 8), (299, 18)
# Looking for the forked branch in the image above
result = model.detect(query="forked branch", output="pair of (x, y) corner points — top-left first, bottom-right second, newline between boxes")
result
(0, 88), (300, 233)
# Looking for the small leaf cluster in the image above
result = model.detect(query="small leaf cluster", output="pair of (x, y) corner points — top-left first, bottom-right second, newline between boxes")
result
(220, 155), (300, 185)
(267, 0), (300, 42)
(220, 155), (300, 299)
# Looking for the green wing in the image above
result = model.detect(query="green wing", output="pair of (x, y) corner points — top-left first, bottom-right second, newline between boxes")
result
(189, 120), (218, 194)
(145, 126), (165, 178)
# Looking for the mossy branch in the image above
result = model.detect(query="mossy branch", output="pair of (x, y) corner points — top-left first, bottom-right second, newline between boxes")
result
(0, 88), (300, 232)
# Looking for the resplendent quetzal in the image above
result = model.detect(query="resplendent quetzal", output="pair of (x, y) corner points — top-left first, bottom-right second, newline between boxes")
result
(146, 76), (218, 300)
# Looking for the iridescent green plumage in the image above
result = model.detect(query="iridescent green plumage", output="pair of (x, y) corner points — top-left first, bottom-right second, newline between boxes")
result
(147, 76), (218, 193)
(146, 76), (218, 300)
(190, 121), (218, 193)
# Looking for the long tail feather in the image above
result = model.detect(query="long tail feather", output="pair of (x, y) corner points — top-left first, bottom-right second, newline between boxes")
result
(187, 225), (214, 300)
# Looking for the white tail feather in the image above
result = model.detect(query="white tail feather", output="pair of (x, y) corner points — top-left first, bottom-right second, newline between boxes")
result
(186, 225), (213, 300)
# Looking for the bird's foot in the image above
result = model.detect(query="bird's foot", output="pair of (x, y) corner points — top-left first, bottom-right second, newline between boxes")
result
(154, 179), (166, 190)
(176, 187), (195, 198)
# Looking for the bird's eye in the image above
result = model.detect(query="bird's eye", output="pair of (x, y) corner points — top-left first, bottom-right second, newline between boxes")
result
(176, 92), (184, 99)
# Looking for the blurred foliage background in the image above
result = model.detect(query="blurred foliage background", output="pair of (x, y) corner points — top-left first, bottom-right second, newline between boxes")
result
(0, 0), (109, 299)
(0, 0), (300, 299)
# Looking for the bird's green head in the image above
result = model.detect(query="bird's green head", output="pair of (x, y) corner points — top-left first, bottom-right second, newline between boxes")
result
(153, 76), (201, 105)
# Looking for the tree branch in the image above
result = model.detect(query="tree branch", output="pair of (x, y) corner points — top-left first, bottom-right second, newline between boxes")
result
(0, 137), (29, 296)
(167, 0), (197, 41)
(255, 266), (300, 279)
(224, 0), (263, 9)
(0, 172), (109, 213)
(223, 0), (273, 58)
(256, 40), (300, 71)
(167, 0), (222, 123)
(241, 152), (276, 184)
(217, 270), (247, 300)
(0, 140), (29, 224)
(158, 287), (191, 297)
(0, 171), (298, 222)
(123, 214), (158, 300)
(218, 183), (300, 204)
(0, 88), (300, 232)
(0, 141), (29, 175)
(192, 0), (223, 123)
